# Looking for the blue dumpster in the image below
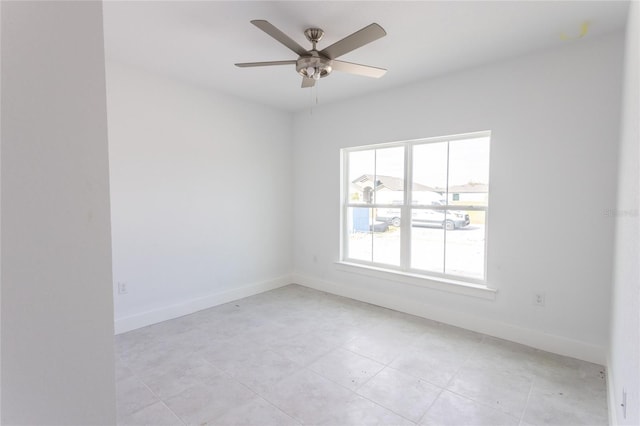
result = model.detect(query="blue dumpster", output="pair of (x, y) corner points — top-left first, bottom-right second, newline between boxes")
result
(352, 208), (370, 232)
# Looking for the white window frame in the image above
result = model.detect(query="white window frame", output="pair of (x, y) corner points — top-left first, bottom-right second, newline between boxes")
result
(340, 131), (491, 287)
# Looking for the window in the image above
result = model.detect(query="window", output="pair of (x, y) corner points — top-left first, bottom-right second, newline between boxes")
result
(341, 132), (490, 283)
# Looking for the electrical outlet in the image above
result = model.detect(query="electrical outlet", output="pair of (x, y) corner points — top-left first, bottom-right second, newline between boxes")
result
(118, 282), (128, 295)
(534, 293), (545, 306)
(622, 388), (627, 419)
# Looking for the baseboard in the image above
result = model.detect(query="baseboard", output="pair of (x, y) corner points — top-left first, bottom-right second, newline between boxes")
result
(114, 274), (292, 334)
(291, 272), (606, 365)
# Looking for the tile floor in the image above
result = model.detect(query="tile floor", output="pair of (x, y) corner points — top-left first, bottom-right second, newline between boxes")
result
(115, 284), (608, 426)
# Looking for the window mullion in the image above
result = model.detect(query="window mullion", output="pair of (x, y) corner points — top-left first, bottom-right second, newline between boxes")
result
(341, 152), (348, 260)
(371, 149), (377, 263)
(400, 143), (412, 270)
(443, 141), (450, 275)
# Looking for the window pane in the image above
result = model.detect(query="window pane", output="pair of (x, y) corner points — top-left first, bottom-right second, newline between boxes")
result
(346, 207), (397, 265)
(346, 207), (374, 261)
(448, 137), (490, 208)
(348, 146), (405, 206)
(373, 146), (405, 205)
(411, 208), (445, 273)
(348, 150), (375, 204)
(445, 210), (486, 279)
(372, 211), (400, 266)
(412, 142), (448, 206)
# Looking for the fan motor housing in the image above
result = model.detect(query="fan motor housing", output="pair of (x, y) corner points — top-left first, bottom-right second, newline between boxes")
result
(296, 55), (333, 79)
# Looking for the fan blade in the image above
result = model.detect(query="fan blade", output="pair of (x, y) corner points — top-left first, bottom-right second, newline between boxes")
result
(301, 77), (316, 88)
(331, 60), (387, 78)
(235, 60), (296, 68)
(251, 20), (308, 56)
(320, 23), (386, 59)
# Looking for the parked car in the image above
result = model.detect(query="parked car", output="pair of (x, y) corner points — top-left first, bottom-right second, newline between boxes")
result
(376, 202), (470, 230)
(375, 203), (403, 227)
(412, 209), (470, 230)
(370, 221), (389, 232)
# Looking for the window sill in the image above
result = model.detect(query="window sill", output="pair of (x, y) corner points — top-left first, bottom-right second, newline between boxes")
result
(334, 261), (497, 300)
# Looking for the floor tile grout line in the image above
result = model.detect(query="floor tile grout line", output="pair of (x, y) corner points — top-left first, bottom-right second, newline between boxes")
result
(415, 387), (446, 425)
(253, 394), (304, 426)
(203, 373), (304, 426)
(338, 330), (475, 392)
(207, 345), (314, 424)
(196, 344), (313, 413)
(158, 400), (187, 426)
(247, 393), (303, 425)
(344, 344), (448, 426)
(121, 373), (186, 426)
(337, 343), (415, 391)
(339, 345), (394, 367)
(462, 334), (534, 421)
(305, 346), (388, 389)
(376, 364), (447, 390)
(519, 372), (536, 425)
(304, 358), (382, 395)
(439, 373), (532, 421)
(245, 369), (311, 425)
(352, 391), (423, 425)
(440, 388), (523, 423)
(439, 332), (486, 390)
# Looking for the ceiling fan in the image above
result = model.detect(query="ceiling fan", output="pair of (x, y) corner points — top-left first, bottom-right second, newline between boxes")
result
(235, 20), (387, 88)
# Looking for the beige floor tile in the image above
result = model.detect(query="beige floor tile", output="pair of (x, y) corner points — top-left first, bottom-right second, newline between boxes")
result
(357, 367), (442, 422)
(116, 284), (608, 426)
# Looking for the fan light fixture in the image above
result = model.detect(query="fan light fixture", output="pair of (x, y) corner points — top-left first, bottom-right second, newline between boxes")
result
(296, 55), (332, 80)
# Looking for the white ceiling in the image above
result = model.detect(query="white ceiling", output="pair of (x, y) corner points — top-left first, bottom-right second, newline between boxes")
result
(102, 1), (629, 112)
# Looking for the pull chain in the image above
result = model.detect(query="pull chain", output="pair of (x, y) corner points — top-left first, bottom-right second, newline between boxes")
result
(309, 82), (319, 114)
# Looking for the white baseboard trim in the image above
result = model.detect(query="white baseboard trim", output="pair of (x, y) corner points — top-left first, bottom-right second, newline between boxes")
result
(291, 272), (606, 365)
(114, 274), (292, 334)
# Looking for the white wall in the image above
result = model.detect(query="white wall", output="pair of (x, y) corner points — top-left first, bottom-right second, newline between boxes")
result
(0, 2), (3, 419)
(106, 62), (293, 333)
(1, 2), (116, 424)
(609, 1), (639, 424)
(292, 32), (624, 364)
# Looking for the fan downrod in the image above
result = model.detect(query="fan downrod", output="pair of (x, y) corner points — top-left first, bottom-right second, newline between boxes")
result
(304, 28), (324, 49)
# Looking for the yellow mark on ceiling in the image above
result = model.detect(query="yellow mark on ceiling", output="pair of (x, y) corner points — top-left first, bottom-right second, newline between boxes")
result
(560, 21), (590, 41)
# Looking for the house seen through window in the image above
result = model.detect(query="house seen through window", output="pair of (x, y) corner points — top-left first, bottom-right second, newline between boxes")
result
(341, 132), (490, 282)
